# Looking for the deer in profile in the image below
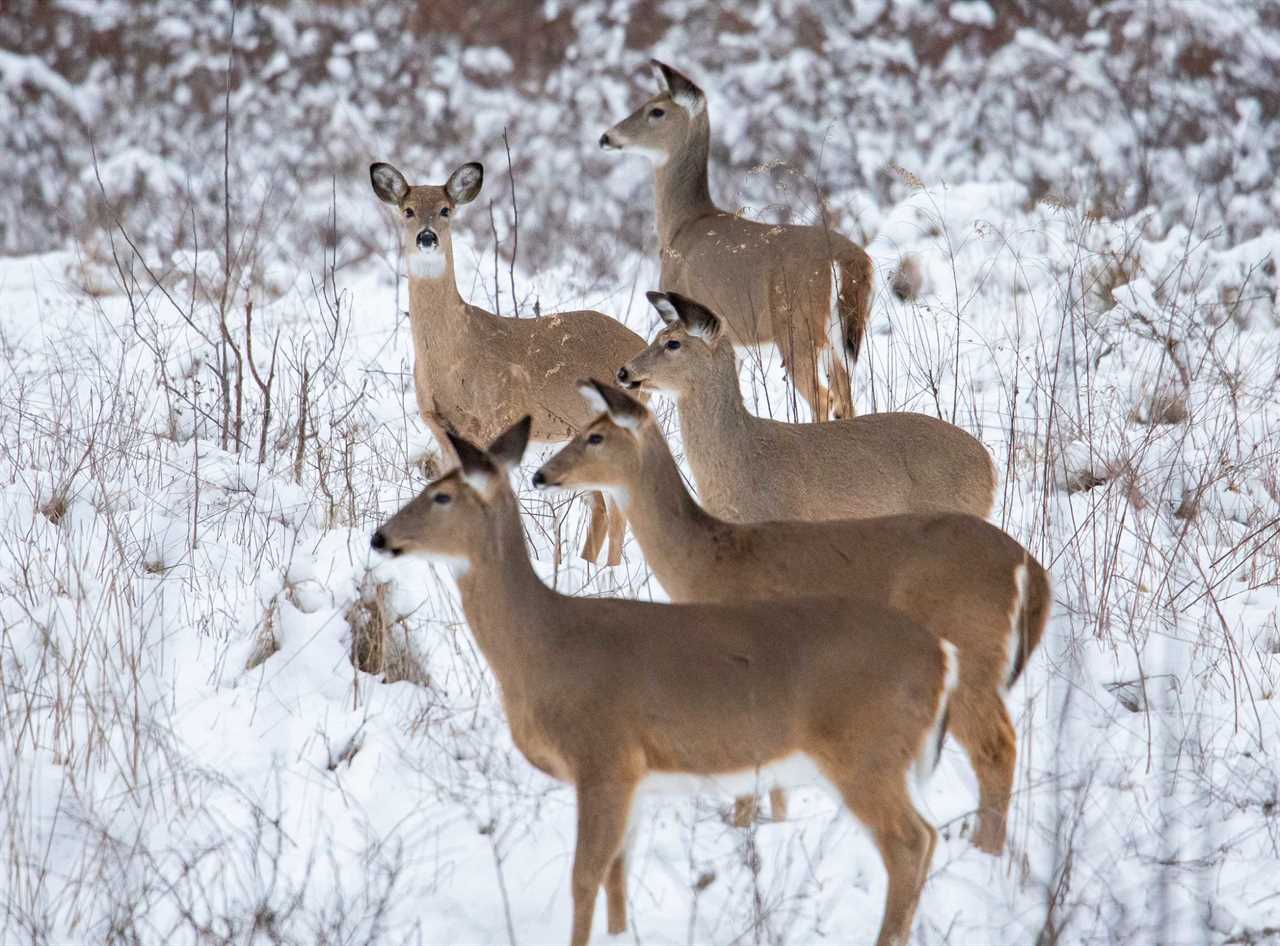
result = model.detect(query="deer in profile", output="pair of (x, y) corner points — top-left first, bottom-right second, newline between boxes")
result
(372, 416), (957, 946)
(370, 160), (644, 565)
(536, 381), (1052, 852)
(618, 291), (997, 524)
(601, 59), (872, 420)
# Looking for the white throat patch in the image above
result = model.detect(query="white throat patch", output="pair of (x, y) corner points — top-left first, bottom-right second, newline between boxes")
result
(407, 249), (446, 280)
(426, 553), (471, 578)
(624, 144), (669, 167)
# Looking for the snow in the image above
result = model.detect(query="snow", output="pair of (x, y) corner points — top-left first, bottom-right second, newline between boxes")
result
(3, 3), (1280, 945)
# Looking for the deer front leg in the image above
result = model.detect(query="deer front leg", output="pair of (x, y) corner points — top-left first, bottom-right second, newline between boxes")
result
(604, 494), (626, 567)
(570, 777), (636, 946)
(579, 491), (609, 564)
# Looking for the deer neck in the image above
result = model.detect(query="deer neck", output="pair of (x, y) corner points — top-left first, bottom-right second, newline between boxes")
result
(618, 426), (724, 594)
(675, 346), (751, 463)
(407, 241), (471, 361)
(654, 121), (716, 248)
(452, 492), (554, 680)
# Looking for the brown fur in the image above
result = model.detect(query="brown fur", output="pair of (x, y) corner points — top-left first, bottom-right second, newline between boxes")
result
(373, 419), (955, 946)
(620, 292), (997, 525)
(370, 161), (644, 564)
(601, 61), (871, 419)
(538, 387), (1051, 853)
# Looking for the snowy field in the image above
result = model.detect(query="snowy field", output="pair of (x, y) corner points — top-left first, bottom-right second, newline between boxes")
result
(4, 2), (1280, 944)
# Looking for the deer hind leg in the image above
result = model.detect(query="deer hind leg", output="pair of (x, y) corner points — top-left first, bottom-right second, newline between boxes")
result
(570, 777), (636, 946)
(604, 849), (627, 934)
(579, 491), (609, 564)
(769, 786), (789, 821)
(951, 690), (1016, 854)
(826, 769), (935, 946)
(780, 332), (833, 422)
(823, 347), (856, 419)
(604, 495), (626, 567)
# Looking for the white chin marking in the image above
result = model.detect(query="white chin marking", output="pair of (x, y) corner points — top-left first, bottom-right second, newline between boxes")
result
(422, 552), (470, 577)
(407, 250), (445, 279)
(620, 144), (668, 167)
(572, 483), (629, 509)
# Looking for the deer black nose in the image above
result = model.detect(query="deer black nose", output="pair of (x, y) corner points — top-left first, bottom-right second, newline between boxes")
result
(599, 132), (613, 149)
(370, 530), (387, 551)
(416, 229), (438, 250)
(616, 366), (630, 384)
(531, 470), (546, 487)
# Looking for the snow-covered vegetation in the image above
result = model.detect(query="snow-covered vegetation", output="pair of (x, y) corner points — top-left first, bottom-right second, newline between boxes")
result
(2, 1), (1279, 943)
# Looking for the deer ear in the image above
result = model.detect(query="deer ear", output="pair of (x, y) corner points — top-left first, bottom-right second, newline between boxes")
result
(445, 162), (484, 205)
(488, 416), (531, 471)
(370, 163), (410, 205)
(663, 291), (722, 344)
(645, 290), (680, 326)
(650, 59), (705, 115)
(588, 379), (646, 431)
(577, 379), (610, 415)
(447, 431), (497, 492)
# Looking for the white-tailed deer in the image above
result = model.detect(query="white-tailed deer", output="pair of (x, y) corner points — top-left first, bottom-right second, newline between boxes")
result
(601, 59), (872, 420)
(537, 381), (1051, 853)
(618, 291), (997, 524)
(372, 417), (957, 946)
(370, 160), (645, 564)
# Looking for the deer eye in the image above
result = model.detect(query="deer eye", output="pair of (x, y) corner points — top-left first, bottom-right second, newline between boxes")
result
(665, 339), (681, 350)
(648, 107), (666, 120)
(433, 493), (452, 505)
(403, 207), (415, 219)
(587, 433), (604, 445)
(439, 207), (450, 218)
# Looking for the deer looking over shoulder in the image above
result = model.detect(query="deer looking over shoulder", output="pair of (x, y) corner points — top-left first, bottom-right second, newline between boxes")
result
(601, 60), (872, 420)
(370, 160), (645, 564)
(618, 291), (997, 524)
(372, 416), (957, 946)
(537, 381), (1051, 853)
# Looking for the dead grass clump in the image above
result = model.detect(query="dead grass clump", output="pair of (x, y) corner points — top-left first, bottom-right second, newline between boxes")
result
(1129, 387), (1189, 426)
(890, 254), (925, 301)
(244, 599), (281, 671)
(1089, 246), (1143, 314)
(39, 493), (69, 525)
(345, 578), (430, 687)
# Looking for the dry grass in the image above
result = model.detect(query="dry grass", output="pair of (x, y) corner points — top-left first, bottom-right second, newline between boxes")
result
(345, 575), (430, 687)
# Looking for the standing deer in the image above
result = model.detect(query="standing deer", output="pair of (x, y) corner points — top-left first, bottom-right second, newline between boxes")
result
(371, 417), (957, 946)
(618, 291), (996, 524)
(370, 160), (644, 564)
(536, 381), (1052, 852)
(600, 59), (872, 420)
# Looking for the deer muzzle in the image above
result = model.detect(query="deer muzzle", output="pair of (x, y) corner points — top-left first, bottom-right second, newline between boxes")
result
(416, 228), (439, 251)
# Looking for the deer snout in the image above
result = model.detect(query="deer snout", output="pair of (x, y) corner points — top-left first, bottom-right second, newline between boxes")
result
(370, 530), (402, 557)
(532, 468), (562, 490)
(616, 366), (641, 389)
(599, 131), (618, 150)
(416, 229), (439, 251)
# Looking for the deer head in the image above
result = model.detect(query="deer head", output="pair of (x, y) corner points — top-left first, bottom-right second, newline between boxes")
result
(369, 161), (484, 279)
(371, 417), (530, 569)
(616, 291), (729, 395)
(533, 380), (649, 494)
(599, 60), (707, 166)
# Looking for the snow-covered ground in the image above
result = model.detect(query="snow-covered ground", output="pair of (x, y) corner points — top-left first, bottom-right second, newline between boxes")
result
(3, 175), (1279, 944)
